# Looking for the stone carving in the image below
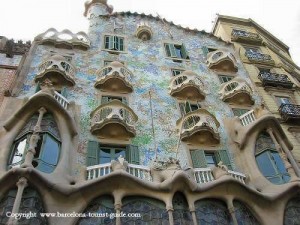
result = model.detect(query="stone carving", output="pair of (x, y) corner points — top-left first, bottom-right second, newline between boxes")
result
(150, 157), (183, 182)
(111, 155), (128, 171)
(212, 161), (230, 180)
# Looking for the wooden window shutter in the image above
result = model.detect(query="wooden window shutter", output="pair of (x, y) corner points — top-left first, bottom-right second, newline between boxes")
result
(108, 36), (115, 50)
(119, 37), (124, 51)
(105, 36), (110, 49)
(181, 45), (188, 59)
(126, 145), (140, 165)
(165, 44), (172, 57)
(86, 141), (99, 166)
(191, 150), (207, 168)
(169, 44), (177, 58)
(202, 46), (209, 57)
(216, 150), (232, 170)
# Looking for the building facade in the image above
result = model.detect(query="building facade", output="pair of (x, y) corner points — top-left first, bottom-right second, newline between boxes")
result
(0, 1), (299, 225)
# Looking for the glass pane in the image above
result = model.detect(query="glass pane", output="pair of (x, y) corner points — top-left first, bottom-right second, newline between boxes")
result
(205, 153), (216, 168)
(11, 138), (27, 165)
(174, 45), (183, 58)
(271, 152), (287, 173)
(99, 148), (112, 164)
(256, 152), (277, 177)
(40, 135), (59, 165)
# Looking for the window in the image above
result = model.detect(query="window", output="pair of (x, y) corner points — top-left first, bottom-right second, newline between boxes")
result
(275, 96), (292, 106)
(218, 75), (234, 84)
(171, 68), (184, 76)
(8, 114), (61, 173)
(104, 35), (124, 52)
(255, 132), (290, 184)
(101, 95), (127, 105)
(225, 81), (238, 92)
(258, 67), (271, 73)
(190, 149), (232, 170)
(86, 141), (140, 166)
(232, 108), (249, 117)
(244, 46), (261, 54)
(179, 101), (201, 116)
(165, 43), (189, 60)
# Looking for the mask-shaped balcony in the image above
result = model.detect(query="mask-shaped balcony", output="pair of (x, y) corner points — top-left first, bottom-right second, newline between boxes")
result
(279, 104), (300, 122)
(90, 100), (138, 140)
(136, 22), (153, 41)
(169, 71), (206, 101)
(245, 51), (275, 65)
(94, 61), (133, 93)
(207, 50), (238, 72)
(219, 77), (254, 105)
(231, 29), (263, 45)
(258, 71), (293, 89)
(176, 109), (220, 145)
(35, 54), (76, 87)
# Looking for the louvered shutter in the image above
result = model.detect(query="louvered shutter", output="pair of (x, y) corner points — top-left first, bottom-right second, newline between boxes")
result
(126, 145), (140, 165)
(181, 45), (189, 59)
(86, 141), (99, 166)
(216, 150), (232, 170)
(191, 150), (207, 168)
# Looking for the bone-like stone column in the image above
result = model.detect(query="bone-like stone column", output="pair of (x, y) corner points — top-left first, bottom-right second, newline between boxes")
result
(7, 177), (28, 225)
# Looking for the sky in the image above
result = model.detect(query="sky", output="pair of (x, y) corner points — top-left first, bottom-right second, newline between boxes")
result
(1, 0), (300, 65)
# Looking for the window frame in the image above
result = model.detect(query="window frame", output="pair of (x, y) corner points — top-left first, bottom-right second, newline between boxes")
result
(102, 34), (127, 54)
(178, 101), (201, 116)
(218, 74), (235, 84)
(164, 42), (190, 62)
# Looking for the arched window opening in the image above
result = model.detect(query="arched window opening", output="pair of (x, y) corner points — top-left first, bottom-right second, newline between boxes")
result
(77, 195), (115, 225)
(195, 199), (232, 225)
(233, 200), (261, 225)
(172, 192), (193, 225)
(0, 187), (47, 224)
(284, 197), (300, 225)
(121, 196), (168, 225)
(8, 114), (61, 173)
(255, 132), (290, 184)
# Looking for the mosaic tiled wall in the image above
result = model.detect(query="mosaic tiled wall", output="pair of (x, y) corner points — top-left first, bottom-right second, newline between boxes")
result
(18, 9), (262, 176)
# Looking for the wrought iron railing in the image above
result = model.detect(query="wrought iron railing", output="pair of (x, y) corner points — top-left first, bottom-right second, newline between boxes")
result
(245, 51), (274, 64)
(258, 71), (293, 88)
(279, 104), (300, 121)
(231, 29), (263, 44)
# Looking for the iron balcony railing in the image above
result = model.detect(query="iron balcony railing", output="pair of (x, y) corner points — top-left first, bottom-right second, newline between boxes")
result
(279, 104), (300, 121)
(245, 51), (274, 64)
(258, 71), (293, 88)
(231, 29), (263, 44)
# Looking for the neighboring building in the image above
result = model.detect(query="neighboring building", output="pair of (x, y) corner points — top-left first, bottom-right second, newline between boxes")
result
(0, 1), (299, 225)
(212, 15), (300, 164)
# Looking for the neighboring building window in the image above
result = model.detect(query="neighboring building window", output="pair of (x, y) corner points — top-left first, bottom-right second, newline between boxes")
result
(258, 67), (271, 73)
(8, 114), (61, 173)
(86, 141), (140, 166)
(190, 149), (232, 170)
(104, 35), (124, 52)
(275, 96), (292, 106)
(164, 43), (189, 60)
(179, 101), (201, 116)
(218, 75), (234, 84)
(244, 46), (261, 54)
(232, 108), (249, 117)
(255, 132), (290, 184)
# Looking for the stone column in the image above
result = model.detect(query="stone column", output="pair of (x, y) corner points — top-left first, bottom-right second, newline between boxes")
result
(189, 205), (198, 225)
(21, 107), (47, 168)
(266, 128), (300, 178)
(166, 205), (174, 225)
(227, 200), (238, 225)
(7, 177), (28, 225)
(114, 202), (122, 225)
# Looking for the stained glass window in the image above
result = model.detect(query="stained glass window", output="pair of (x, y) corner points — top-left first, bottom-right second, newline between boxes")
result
(284, 197), (300, 225)
(173, 192), (193, 225)
(77, 196), (115, 225)
(121, 197), (169, 225)
(195, 199), (233, 225)
(233, 200), (261, 225)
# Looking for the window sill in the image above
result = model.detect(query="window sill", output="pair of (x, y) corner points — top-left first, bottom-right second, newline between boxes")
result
(165, 57), (190, 63)
(102, 49), (127, 55)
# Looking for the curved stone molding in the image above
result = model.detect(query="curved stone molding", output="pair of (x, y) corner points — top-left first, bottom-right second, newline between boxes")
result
(176, 109), (220, 145)
(169, 70), (206, 101)
(207, 49), (238, 72)
(35, 54), (76, 87)
(34, 28), (90, 50)
(90, 99), (138, 139)
(94, 61), (133, 93)
(219, 77), (254, 105)
(136, 22), (153, 41)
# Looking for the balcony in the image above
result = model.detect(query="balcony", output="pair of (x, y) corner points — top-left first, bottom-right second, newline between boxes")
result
(87, 163), (247, 184)
(90, 100), (138, 139)
(258, 71), (293, 89)
(239, 110), (256, 126)
(94, 61), (133, 93)
(176, 109), (220, 145)
(219, 77), (254, 105)
(35, 54), (76, 87)
(207, 50), (238, 72)
(231, 29), (263, 45)
(279, 104), (300, 122)
(136, 22), (153, 41)
(169, 71), (206, 101)
(245, 51), (275, 65)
